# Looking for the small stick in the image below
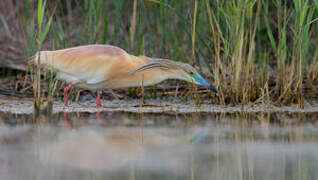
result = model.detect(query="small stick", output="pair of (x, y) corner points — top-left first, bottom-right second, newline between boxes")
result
(75, 90), (81, 102)
(194, 84), (201, 107)
(140, 74), (145, 106)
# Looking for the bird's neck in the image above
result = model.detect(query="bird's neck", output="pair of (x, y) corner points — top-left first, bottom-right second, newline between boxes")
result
(106, 56), (172, 88)
(129, 55), (152, 69)
(129, 56), (187, 82)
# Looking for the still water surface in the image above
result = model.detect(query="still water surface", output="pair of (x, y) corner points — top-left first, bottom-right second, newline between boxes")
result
(0, 112), (318, 180)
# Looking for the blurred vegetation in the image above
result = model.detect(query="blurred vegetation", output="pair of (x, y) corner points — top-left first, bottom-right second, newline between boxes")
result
(1, 0), (318, 105)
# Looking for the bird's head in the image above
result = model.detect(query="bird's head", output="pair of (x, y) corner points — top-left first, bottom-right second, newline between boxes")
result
(129, 58), (218, 93)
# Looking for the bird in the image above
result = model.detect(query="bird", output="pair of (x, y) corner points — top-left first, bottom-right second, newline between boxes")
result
(32, 44), (217, 107)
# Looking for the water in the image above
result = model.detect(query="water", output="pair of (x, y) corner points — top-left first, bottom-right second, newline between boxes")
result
(0, 111), (318, 180)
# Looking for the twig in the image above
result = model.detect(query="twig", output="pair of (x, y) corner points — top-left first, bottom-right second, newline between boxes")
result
(140, 74), (145, 106)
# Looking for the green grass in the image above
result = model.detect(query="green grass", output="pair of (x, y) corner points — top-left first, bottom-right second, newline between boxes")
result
(8, 0), (318, 105)
(30, 0), (54, 113)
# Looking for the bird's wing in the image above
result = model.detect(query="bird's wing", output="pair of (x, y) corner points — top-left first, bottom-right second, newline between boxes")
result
(39, 45), (129, 85)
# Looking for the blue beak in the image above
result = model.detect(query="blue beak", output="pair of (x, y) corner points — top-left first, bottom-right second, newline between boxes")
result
(194, 75), (218, 93)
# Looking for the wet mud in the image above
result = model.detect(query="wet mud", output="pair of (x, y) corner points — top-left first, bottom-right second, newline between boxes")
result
(0, 97), (318, 114)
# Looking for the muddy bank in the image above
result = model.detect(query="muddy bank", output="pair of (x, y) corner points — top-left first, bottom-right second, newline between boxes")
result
(1, 97), (318, 114)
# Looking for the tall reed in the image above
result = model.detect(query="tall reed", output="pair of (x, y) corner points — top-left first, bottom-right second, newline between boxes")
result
(32, 0), (54, 114)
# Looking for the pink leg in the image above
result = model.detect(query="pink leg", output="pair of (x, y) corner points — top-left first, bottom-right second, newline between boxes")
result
(63, 83), (74, 106)
(96, 91), (102, 107)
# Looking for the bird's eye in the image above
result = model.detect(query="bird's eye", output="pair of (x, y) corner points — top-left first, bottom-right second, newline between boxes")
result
(189, 72), (194, 76)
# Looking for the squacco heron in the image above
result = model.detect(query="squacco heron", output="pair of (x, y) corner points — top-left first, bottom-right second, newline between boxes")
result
(33, 45), (217, 107)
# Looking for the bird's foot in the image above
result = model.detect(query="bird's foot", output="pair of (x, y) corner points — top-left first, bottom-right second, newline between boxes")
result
(63, 83), (75, 106)
(96, 91), (102, 107)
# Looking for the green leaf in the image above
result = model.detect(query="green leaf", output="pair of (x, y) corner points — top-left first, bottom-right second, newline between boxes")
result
(37, 0), (43, 29)
(314, 0), (318, 9)
(39, 16), (53, 45)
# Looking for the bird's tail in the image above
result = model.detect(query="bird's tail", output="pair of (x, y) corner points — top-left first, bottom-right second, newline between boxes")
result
(27, 54), (37, 66)
(31, 51), (42, 65)
(30, 51), (52, 66)
(23, 53), (39, 74)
